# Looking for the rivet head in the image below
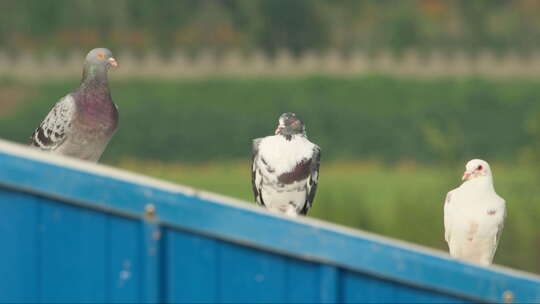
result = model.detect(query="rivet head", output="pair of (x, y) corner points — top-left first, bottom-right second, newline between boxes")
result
(145, 204), (156, 217)
(503, 290), (514, 303)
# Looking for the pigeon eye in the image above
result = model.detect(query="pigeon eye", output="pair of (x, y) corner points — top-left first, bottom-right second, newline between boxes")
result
(97, 53), (105, 59)
(477, 165), (483, 170)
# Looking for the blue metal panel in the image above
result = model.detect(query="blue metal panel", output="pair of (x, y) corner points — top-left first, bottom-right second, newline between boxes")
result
(165, 229), (220, 303)
(141, 220), (162, 303)
(39, 199), (107, 302)
(0, 189), (39, 303)
(164, 228), (343, 303)
(284, 259), (322, 303)
(108, 216), (142, 302)
(0, 141), (540, 303)
(319, 265), (339, 303)
(341, 270), (465, 303)
(218, 241), (288, 303)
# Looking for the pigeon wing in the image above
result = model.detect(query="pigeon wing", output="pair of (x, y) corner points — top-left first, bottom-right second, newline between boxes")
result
(31, 94), (75, 151)
(489, 201), (506, 261)
(299, 145), (321, 215)
(443, 190), (455, 243)
(251, 138), (265, 206)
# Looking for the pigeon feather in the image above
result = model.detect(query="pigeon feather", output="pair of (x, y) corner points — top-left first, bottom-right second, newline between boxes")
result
(31, 94), (75, 151)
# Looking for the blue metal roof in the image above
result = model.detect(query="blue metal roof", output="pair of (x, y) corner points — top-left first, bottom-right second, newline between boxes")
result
(0, 139), (539, 303)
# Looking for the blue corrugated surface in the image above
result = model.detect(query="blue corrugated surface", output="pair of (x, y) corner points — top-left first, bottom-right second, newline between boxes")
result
(0, 140), (539, 303)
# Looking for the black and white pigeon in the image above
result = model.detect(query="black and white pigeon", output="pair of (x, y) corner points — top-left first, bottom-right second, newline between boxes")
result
(444, 159), (506, 266)
(31, 48), (119, 162)
(251, 112), (321, 216)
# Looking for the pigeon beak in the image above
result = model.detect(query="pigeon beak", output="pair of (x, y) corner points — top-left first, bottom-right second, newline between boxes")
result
(462, 171), (472, 181)
(275, 126), (282, 135)
(108, 57), (118, 68)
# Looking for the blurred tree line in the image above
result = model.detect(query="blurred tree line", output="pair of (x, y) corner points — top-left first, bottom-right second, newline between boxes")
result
(3, 0), (540, 56)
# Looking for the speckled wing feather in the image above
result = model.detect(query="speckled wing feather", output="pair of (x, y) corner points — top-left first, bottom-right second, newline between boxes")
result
(31, 94), (75, 151)
(299, 145), (320, 215)
(251, 138), (264, 206)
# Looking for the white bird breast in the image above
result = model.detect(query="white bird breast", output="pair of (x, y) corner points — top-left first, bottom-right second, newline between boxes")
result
(257, 135), (315, 175)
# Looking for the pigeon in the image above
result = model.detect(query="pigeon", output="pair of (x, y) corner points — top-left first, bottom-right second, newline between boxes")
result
(443, 159), (506, 266)
(30, 48), (119, 162)
(251, 112), (321, 216)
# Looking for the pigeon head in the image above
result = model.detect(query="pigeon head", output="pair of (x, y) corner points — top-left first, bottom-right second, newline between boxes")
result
(82, 48), (118, 85)
(462, 159), (491, 181)
(85, 48), (118, 69)
(275, 112), (305, 137)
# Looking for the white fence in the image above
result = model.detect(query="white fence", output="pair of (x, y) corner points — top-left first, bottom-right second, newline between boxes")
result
(2, 49), (540, 80)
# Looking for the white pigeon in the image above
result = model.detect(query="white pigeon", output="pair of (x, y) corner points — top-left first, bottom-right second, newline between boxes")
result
(251, 112), (321, 216)
(444, 159), (506, 266)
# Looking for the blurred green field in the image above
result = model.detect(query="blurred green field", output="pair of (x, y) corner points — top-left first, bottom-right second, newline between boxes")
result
(2, 76), (540, 164)
(116, 159), (540, 274)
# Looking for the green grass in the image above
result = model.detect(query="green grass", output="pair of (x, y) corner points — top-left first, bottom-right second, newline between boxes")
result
(2, 76), (540, 163)
(114, 159), (540, 274)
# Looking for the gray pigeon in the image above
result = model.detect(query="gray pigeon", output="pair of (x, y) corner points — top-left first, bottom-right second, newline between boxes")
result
(31, 48), (119, 162)
(251, 112), (321, 216)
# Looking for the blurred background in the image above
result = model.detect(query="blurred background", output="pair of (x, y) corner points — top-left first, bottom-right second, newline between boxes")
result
(1, 0), (540, 274)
